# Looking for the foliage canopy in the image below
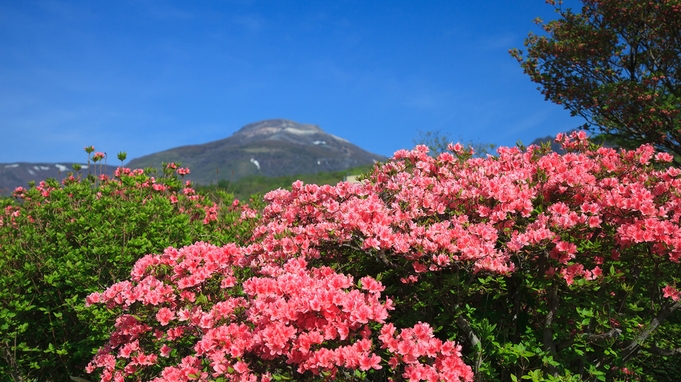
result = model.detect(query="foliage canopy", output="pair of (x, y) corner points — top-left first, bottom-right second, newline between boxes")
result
(511, 0), (681, 162)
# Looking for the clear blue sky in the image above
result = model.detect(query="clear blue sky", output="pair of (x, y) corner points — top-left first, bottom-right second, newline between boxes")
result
(1, 0), (585, 164)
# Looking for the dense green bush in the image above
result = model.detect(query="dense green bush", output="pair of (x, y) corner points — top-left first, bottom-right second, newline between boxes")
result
(0, 149), (257, 381)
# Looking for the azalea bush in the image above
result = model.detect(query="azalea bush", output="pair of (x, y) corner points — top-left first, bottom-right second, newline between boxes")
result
(86, 132), (681, 381)
(0, 148), (258, 381)
(86, 245), (472, 382)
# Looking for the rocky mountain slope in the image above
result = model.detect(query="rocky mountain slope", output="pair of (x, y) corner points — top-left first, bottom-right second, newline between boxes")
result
(0, 119), (386, 194)
(126, 119), (387, 185)
(0, 163), (116, 195)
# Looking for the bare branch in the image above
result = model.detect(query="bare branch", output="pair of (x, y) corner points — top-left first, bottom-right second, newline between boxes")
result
(557, 328), (623, 352)
(586, 328), (623, 343)
(622, 300), (681, 363)
(543, 286), (559, 376)
(649, 344), (681, 356)
(456, 315), (483, 380)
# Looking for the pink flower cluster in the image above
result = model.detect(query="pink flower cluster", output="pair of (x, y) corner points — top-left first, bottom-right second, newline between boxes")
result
(379, 322), (472, 381)
(663, 285), (680, 301)
(244, 132), (681, 287)
(165, 162), (191, 176)
(106, 167), (222, 226)
(4, 163), (245, 238)
(0, 205), (20, 227)
(93, 152), (106, 162)
(87, 243), (472, 381)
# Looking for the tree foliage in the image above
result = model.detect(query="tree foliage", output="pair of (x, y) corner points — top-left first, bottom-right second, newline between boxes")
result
(510, 0), (681, 162)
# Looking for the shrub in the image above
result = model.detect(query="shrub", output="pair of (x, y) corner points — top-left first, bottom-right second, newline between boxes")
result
(86, 133), (681, 381)
(0, 149), (257, 381)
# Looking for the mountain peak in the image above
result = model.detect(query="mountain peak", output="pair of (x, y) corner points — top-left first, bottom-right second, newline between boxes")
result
(233, 119), (324, 141)
(123, 119), (385, 184)
(231, 119), (347, 145)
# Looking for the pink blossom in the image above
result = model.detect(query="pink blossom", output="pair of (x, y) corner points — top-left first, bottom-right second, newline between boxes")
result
(663, 285), (680, 301)
(655, 152), (674, 162)
(448, 142), (464, 153)
(92, 152), (106, 162)
(156, 307), (175, 326)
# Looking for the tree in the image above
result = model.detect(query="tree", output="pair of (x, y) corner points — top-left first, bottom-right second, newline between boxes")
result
(510, 0), (681, 163)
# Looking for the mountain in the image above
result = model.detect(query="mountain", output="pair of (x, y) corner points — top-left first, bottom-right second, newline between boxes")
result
(0, 119), (384, 195)
(0, 163), (117, 196)
(125, 119), (387, 185)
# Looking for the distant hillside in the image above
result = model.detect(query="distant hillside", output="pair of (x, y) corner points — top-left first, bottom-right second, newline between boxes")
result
(126, 119), (387, 185)
(0, 163), (116, 196)
(198, 164), (374, 202)
(0, 119), (385, 195)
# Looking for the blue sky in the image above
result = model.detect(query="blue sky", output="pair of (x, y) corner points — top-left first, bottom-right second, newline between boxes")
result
(1, 0), (585, 164)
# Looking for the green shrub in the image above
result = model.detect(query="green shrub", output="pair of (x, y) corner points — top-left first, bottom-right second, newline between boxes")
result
(0, 150), (257, 381)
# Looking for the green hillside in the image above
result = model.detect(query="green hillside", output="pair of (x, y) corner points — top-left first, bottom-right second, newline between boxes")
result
(197, 164), (375, 202)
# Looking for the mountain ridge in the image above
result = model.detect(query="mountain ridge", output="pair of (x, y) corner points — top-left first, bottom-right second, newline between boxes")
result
(125, 119), (386, 185)
(0, 119), (386, 194)
(0, 162), (117, 195)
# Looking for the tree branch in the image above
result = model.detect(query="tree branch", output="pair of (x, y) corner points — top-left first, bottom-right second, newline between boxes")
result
(374, 251), (397, 268)
(621, 300), (681, 363)
(456, 315), (483, 379)
(649, 344), (681, 356)
(585, 328), (623, 343)
(557, 327), (623, 352)
(456, 315), (481, 349)
(542, 285), (559, 376)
